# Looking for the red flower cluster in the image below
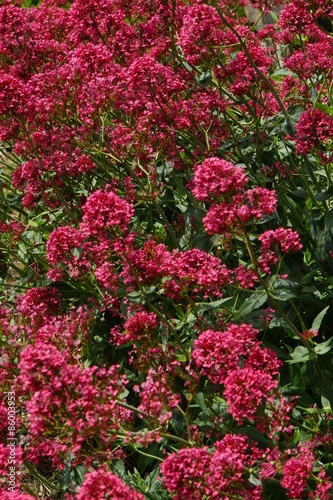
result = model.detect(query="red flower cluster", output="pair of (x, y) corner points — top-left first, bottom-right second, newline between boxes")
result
(19, 343), (128, 463)
(192, 158), (248, 202)
(76, 468), (144, 500)
(161, 434), (260, 499)
(192, 323), (286, 426)
(258, 227), (303, 273)
(295, 109), (333, 158)
(192, 157), (278, 236)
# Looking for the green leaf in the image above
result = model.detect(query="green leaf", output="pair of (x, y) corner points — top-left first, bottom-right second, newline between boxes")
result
(144, 467), (160, 490)
(182, 60), (193, 72)
(194, 392), (207, 412)
(73, 247), (83, 259)
(287, 346), (311, 364)
(326, 210), (333, 231)
(18, 242), (27, 256)
(126, 291), (143, 304)
(49, 281), (94, 299)
(289, 188), (308, 201)
(315, 187), (333, 202)
(113, 460), (126, 480)
(196, 297), (233, 313)
(175, 353), (187, 362)
(171, 411), (186, 436)
(198, 71), (211, 88)
(300, 269), (318, 284)
(235, 290), (267, 318)
(282, 119), (294, 136)
(262, 479), (288, 500)
(314, 337), (333, 356)
(302, 356), (333, 406)
(249, 473), (262, 487)
(270, 278), (300, 302)
(268, 9), (278, 24)
(93, 335), (103, 342)
(6, 193), (22, 207)
(72, 465), (86, 486)
(321, 396), (331, 409)
(281, 385), (303, 396)
(156, 161), (174, 180)
(58, 461), (72, 489)
(270, 68), (297, 81)
(0, 258), (8, 280)
(311, 306), (329, 332)
(288, 106), (305, 124)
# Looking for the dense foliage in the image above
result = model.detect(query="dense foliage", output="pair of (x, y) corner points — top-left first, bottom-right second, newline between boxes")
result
(0, 0), (333, 498)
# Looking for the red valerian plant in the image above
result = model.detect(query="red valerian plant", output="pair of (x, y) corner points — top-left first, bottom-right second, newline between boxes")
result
(75, 468), (145, 500)
(0, 0), (333, 498)
(161, 434), (262, 499)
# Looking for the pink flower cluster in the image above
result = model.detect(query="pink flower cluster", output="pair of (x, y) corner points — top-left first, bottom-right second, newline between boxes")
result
(0, 221), (25, 242)
(295, 109), (333, 157)
(46, 226), (87, 281)
(80, 189), (135, 237)
(258, 227), (303, 273)
(113, 310), (158, 346)
(192, 157), (248, 202)
(161, 434), (260, 499)
(75, 468), (144, 500)
(278, 0), (315, 35)
(0, 492), (35, 500)
(46, 187), (134, 281)
(123, 242), (232, 298)
(192, 323), (287, 426)
(16, 287), (61, 331)
(178, 4), (232, 66)
(135, 368), (181, 427)
(192, 157), (277, 235)
(0, 0), (330, 213)
(202, 189), (278, 236)
(281, 450), (314, 499)
(18, 342), (128, 462)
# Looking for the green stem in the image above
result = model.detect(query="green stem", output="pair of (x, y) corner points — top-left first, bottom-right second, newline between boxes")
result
(159, 432), (192, 447)
(289, 298), (307, 332)
(108, 427), (192, 447)
(152, 199), (181, 250)
(23, 460), (61, 492)
(117, 400), (150, 419)
(132, 444), (163, 463)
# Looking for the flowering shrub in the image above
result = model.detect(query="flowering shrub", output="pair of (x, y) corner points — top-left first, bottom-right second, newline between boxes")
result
(1, 0), (333, 498)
